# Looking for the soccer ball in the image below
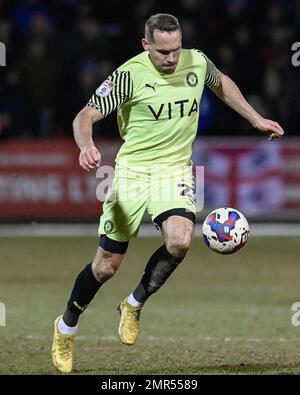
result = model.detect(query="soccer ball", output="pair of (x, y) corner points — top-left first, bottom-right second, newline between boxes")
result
(202, 207), (249, 254)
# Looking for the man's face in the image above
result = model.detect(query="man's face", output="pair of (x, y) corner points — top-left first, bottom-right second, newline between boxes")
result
(142, 29), (182, 74)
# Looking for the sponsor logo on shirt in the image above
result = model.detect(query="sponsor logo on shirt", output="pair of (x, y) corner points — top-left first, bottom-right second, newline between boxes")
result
(96, 80), (115, 97)
(145, 83), (157, 92)
(147, 98), (199, 120)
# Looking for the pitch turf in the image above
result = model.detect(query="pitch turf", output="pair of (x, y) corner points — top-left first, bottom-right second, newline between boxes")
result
(1, 236), (300, 375)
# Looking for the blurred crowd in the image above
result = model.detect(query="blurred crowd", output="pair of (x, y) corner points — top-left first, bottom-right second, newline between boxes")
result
(0, 0), (299, 139)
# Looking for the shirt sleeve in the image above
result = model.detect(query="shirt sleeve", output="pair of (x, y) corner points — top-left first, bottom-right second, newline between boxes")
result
(193, 49), (220, 87)
(87, 70), (133, 117)
(202, 53), (220, 87)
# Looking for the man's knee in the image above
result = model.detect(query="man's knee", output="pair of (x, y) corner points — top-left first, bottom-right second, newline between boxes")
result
(92, 247), (125, 282)
(166, 233), (192, 257)
(160, 213), (195, 258)
(91, 235), (129, 282)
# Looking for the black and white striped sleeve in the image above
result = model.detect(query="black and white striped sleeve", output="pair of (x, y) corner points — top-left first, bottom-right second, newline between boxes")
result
(202, 53), (220, 87)
(193, 49), (220, 87)
(87, 70), (133, 117)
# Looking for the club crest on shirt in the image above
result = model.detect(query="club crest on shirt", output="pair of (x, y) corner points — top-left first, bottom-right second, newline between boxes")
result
(96, 80), (115, 97)
(104, 220), (114, 234)
(186, 72), (198, 87)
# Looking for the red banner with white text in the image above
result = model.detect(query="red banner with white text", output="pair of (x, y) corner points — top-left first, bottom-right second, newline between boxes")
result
(192, 138), (284, 216)
(0, 139), (121, 220)
(192, 137), (300, 218)
(0, 137), (299, 221)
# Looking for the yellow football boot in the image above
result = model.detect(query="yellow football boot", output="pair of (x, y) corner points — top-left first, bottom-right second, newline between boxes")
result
(52, 316), (74, 373)
(117, 298), (142, 345)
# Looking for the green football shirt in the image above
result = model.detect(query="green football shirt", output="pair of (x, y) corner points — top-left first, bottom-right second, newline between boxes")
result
(88, 49), (220, 168)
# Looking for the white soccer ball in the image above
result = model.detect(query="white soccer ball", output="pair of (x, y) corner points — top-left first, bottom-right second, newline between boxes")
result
(202, 207), (249, 254)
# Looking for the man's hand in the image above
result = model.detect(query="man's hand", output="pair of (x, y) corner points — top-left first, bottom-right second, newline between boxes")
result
(79, 145), (101, 171)
(252, 116), (285, 141)
(73, 106), (103, 170)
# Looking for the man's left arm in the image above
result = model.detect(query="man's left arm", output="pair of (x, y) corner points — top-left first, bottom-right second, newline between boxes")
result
(209, 72), (284, 140)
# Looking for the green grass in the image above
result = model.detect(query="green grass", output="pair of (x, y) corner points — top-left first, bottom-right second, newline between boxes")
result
(1, 236), (300, 374)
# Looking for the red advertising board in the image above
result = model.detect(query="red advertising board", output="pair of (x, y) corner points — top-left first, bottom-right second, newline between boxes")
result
(282, 142), (300, 210)
(0, 137), (299, 221)
(192, 138), (284, 216)
(0, 139), (121, 220)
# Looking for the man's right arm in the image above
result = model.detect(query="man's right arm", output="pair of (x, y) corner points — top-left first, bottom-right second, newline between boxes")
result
(74, 69), (133, 171)
(73, 105), (103, 171)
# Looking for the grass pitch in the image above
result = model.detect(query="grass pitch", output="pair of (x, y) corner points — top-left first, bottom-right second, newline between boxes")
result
(1, 236), (300, 375)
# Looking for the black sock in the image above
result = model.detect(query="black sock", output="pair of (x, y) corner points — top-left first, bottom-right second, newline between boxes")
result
(132, 245), (184, 304)
(62, 263), (102, 327)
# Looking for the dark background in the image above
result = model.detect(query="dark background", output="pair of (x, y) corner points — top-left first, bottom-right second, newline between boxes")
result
(0, 0), (299, 140)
